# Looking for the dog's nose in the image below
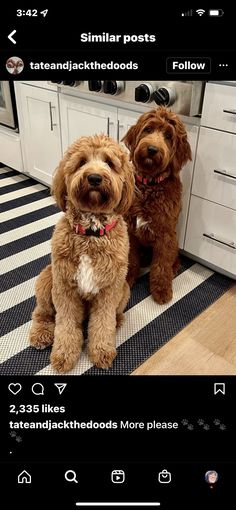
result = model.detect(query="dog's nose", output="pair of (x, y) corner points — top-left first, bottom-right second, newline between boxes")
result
(87, 174), (103, 186)
(148, 145), (158, 155)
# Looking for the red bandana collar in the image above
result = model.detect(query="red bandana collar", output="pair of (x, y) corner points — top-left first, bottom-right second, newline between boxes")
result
(136, 173), (168, 186)
(74, 219), (117, 237)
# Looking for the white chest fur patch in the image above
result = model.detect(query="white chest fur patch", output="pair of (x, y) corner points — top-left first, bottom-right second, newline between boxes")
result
(75, 254), (99, 295)
(136, 216), (149, 229)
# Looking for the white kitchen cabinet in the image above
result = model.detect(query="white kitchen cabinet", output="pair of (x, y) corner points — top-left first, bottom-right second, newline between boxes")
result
(185, 83), (236, 277)
(60, 94), (117, 152)
(15, 83), (62, 186)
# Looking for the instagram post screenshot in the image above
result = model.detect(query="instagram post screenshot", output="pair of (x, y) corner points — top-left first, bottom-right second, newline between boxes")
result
(0, 6), (236, 509)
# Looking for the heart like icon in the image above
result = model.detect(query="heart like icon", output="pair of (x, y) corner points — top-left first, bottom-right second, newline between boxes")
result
(8, 383), (22, 395)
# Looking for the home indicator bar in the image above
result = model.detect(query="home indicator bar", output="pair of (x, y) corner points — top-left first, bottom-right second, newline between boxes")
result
(75, 504), (161, 507)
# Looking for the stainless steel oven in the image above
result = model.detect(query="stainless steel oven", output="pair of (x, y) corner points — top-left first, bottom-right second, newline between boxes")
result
(0, 81), (18, 130)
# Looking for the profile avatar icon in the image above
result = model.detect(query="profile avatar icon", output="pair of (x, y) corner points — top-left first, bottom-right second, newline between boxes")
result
(205, 470), (218, 486)
(6, 56), (24, 75)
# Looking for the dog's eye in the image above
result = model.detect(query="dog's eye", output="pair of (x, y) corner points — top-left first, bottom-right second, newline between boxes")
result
(105, 158), (114, 168)
(78, 159), (87, 167)
(165, 132), (172, 140)
(143, 127), (153, 134)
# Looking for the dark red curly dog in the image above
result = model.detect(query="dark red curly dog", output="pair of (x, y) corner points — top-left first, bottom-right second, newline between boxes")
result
(123, 106), (192, 304)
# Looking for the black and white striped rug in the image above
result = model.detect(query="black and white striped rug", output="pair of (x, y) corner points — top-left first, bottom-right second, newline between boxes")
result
(0, 166), (233, 376)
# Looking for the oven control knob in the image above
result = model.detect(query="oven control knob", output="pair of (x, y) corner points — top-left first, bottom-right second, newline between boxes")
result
(153, 87), (176, 107)
(62, 81), (76, 87)
(88, 80), (102, 92)
(135, 83), (154, 103)
(103, 81), (125, 95)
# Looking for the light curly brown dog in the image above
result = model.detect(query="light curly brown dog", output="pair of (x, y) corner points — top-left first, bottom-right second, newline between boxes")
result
(123, 107), (192, 304)
(29, 135), (134, 372)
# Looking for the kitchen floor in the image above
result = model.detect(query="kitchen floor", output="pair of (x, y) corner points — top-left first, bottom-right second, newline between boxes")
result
(133, 284), (236, 375)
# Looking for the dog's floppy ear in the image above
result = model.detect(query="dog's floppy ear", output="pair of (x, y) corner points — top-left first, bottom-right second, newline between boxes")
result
(115, 151), (135, 216)
(51, 153), (69, 211)
(176, 133), (192, 171)
(171, 117), (192, 174)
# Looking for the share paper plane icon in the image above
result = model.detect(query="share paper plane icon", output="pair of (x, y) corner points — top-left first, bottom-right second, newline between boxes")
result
(54, 383), (67, 395)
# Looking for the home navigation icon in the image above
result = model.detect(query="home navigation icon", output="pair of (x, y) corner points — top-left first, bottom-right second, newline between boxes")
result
(18, 470), (31, 484)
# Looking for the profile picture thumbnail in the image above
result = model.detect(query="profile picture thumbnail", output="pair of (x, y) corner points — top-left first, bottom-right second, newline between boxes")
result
(6, 56), (24, 75)
(205, 470), (219, 485)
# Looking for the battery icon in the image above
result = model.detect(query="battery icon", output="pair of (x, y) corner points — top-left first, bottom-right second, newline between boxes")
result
(209, 9), (224, 16)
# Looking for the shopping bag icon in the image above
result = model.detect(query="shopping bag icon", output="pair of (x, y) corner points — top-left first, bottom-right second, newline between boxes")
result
(158, 469), (171, 483)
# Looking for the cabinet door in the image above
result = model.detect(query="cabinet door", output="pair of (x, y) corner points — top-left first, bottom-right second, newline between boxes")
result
(16, 83), (62, 186)
(60, 95), (117, 152)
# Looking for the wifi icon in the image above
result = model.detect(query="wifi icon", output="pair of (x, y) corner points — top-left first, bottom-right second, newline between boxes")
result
(196, 9), (205, 16)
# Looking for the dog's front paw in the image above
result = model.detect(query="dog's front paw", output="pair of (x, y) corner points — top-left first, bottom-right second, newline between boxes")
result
(88, 345), (117, 369)
(151, 286), (173, 304)
(50, 346), (80, 373)
(29, 322), (54, 349)
(50, 326), (84, 373)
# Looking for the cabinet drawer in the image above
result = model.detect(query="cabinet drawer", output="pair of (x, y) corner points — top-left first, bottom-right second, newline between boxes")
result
(185, 196), (236, 275)
(192, 127), (236, 210)
(202, 83), (236, 133)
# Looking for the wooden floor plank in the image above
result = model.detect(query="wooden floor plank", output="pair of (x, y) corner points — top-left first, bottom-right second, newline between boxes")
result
(132, 284), (236, 375)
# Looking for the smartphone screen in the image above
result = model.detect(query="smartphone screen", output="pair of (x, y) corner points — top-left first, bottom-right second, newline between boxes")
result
(0, 7), (235, 509)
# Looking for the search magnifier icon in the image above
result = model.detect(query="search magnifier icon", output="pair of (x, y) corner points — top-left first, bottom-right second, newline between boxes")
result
(65, 470), (78, 483)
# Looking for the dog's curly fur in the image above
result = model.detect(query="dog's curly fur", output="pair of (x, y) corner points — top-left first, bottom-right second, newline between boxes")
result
(123, 107), (192, 304)
(29, 135), (134, 372)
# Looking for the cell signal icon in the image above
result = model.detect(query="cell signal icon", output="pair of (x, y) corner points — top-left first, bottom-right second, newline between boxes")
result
(196, 9), (205, 16)
(181, 9), (193, 16)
